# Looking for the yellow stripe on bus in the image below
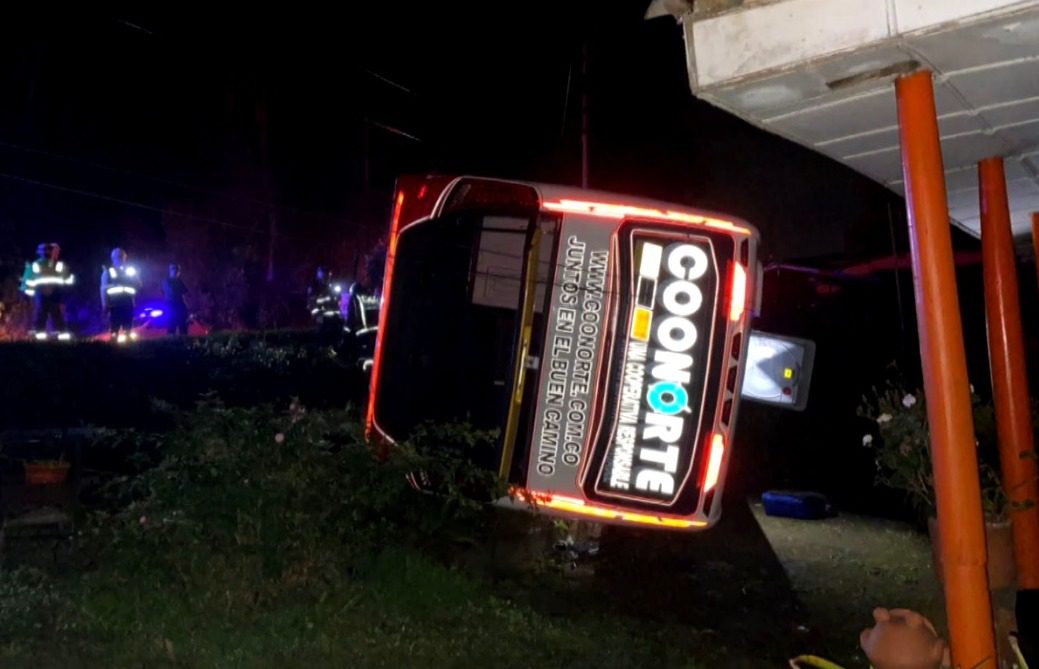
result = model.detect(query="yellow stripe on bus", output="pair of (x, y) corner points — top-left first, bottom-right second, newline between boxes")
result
(631, 307), (652, 341)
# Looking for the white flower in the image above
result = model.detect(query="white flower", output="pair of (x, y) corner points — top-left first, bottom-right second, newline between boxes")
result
(877, 413), (892, 424)
(902, 394), (917, 408)
(862, 434), (874, 447)
(274, 433), (285, 444)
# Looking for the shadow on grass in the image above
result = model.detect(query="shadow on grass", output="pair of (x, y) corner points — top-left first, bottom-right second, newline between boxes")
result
(596, 497), (807, 664)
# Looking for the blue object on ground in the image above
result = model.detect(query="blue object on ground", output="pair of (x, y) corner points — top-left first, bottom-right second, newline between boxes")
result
(762, 490), (834, 520)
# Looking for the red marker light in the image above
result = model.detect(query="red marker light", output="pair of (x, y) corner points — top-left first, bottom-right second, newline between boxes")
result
(518, 490), (707, 529)
(703, 433), (725, 492)
(728, 263), (747, 322)
(542, 199), (751, 235)
(366, 190), (406, 436)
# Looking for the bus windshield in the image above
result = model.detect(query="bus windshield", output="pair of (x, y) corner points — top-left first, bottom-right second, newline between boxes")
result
(373, 207), (557, 461)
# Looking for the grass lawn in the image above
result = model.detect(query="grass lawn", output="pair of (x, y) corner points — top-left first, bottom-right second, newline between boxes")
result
(2, 503), (942, 668)
(0, 390), (946, 668)
(0, 547), (711, 669)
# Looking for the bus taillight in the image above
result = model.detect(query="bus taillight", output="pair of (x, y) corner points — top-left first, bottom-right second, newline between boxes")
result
(729, 262), (747, 322)
(703, 433), (725, 492)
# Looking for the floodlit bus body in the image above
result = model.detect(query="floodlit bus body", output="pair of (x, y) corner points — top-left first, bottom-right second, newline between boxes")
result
(367, 176), (759, 530)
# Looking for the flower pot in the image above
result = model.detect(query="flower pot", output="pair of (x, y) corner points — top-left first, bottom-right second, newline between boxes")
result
(24, 462), (71, 486)
(927, 517), (1016, 591)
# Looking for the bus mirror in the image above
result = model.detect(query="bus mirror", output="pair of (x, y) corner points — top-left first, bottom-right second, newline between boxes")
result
(740, 330), (815, 411)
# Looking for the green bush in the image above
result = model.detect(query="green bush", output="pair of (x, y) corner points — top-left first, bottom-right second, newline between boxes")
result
(86, 400), (503, 597)
(0, 332), (359, 429)
(0, 402), (717, 668)
(0, 568), (74, 643)
(858, 375), (1014, 521)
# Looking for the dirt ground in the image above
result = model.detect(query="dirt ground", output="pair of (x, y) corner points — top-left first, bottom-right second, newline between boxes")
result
(752, 502), (945, 666)
(572, 498), (945, 668)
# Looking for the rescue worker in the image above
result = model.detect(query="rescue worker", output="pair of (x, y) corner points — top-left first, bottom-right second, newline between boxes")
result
(344, 279), (380, 333)
(100, 247), (142, 343)
(162, 263), (189, 336)
(20, 242), (75, 341)
(341, 244), (385, 370)
(344, 279), (381, 371)
(307, 265), (344, 341)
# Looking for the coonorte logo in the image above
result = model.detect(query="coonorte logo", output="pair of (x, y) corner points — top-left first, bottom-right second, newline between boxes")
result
(605, 240), (711, 501)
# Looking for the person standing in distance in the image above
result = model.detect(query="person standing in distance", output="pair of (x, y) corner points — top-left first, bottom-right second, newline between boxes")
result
(100, 248), (141, 343)
(21, 242), (75, 341)
(162, 263), (189, 336)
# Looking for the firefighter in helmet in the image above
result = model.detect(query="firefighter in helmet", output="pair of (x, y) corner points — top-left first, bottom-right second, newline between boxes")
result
(307, 265), (344, 330)
(100, 247), (142, 343)
(342, 245), (385, 370)
(20, 242), (75, 341)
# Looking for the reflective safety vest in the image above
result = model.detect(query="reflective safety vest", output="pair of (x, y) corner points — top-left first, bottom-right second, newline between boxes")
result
(308, 281), (342, 319)
(21, 259), (75, 297)
(102, 264), (142, 303)
(345, 282), (381, 334)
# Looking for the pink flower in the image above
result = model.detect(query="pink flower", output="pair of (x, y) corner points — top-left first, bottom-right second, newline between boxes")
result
(275, 433), (285, 444)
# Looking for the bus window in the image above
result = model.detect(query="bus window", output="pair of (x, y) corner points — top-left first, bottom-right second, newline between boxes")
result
(372, 208), (557, 469)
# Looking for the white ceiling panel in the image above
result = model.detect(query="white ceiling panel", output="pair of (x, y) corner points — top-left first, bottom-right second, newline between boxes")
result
(1009, 177), (1039, 200)
(766, 87), (977, 150)
(766, 88), (897, 142)
(909, 10), (1039, 70)
(1009, 192), (1039, 212)
(948, 187), (981, 213)
(941, 131), (1015, 169)
(684, 0), (1039, 239)
(944, 166), (981, 192)
(709, 70), (834, 117)
(938, 113), (995, 138)
(690, 0), (891, 86)
(845, 147), (904, 183)
(894, 0), (1035, 33)
(999, 119), (1039, 152)
(819, 128), (900, 157)
(1005, 158), (1036, 179)
(979, 96), (1039, 126)
(954, 214), (983, 235)
(946, 58), (1039, 108)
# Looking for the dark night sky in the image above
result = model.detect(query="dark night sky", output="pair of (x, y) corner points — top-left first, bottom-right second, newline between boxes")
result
(0, 2), (965, 291)
(0, 3), (1005, 507)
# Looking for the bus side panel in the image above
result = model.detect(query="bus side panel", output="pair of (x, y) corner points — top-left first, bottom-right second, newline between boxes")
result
(524, 214), (614, 498)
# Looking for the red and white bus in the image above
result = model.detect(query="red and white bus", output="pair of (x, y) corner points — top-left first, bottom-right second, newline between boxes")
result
(367, 175), (759, 530)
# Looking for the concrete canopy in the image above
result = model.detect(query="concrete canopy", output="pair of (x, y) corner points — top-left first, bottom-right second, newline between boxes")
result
(659, 0), (1039, 245)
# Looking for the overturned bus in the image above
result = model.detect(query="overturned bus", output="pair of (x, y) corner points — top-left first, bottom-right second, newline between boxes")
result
(367, 175), (760, 530)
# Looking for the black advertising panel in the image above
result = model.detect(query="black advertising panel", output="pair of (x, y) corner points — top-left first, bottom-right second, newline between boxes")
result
(583, 223), (734, 513)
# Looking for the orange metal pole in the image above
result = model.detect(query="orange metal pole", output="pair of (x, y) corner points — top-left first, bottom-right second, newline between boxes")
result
(896, 70), (997, 668)
(980, 158), (1039, 590)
